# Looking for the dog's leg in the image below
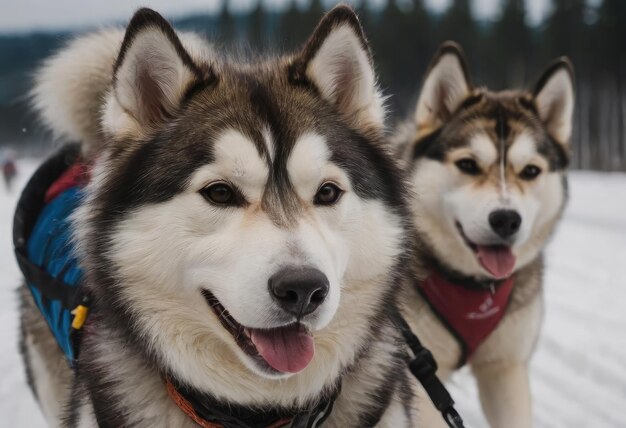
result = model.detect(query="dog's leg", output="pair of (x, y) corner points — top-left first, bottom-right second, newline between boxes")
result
(473, 362), (532, 428)
(412, 383), (448, 428)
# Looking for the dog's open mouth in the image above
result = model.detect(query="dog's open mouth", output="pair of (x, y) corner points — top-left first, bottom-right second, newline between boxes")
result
(201, 290), (315, 374)
(455, 222), (516, 279)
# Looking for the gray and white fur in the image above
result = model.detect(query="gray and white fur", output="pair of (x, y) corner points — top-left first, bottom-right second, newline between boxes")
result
(20, 7), (418, 427)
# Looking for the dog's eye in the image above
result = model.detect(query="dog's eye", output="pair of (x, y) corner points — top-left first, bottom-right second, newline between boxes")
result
(200, 182), (238, 206)
(455, 158), (481, 176)
(314, 182), (343, 206)
(520, 165), (542, 180)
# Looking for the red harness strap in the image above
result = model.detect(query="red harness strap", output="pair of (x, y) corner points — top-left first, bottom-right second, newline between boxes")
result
(165, 379), (293, 428)
(419, 270), (514, 366)
(44, 162), (89, 203)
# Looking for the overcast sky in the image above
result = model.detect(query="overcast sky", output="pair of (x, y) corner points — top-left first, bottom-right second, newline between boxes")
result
(0, 0), (552, 34)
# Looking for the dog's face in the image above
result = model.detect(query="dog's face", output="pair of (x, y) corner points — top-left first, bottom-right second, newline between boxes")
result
(400, 43), (574, 280)
(78, 7), (408, 402)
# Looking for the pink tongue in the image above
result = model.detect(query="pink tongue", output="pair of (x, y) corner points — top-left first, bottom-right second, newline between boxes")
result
(250, 325), (314, 373)
(476, 245), (516, 279)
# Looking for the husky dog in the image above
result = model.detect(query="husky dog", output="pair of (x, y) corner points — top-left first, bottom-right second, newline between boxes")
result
(19, 7), (418, 427)
(396, 43), (574, 428)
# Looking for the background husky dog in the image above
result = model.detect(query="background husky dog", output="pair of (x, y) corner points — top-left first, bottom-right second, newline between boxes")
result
(20, 6), (418, 426)
(396, 42), (574, 428)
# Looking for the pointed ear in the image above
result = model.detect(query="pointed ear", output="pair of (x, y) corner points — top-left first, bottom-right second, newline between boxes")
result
(533, 58), (575, 145)
(104, 8), (212, 138)
(415, 42), (472, 131)
(289, 5), (384, 128)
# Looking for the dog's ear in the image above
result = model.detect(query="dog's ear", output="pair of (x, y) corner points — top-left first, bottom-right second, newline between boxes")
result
(290, 5), (384, 128)
(532, 58), (575, 145)
(415, 42), (472, 132)
(104, 8), (211, 138)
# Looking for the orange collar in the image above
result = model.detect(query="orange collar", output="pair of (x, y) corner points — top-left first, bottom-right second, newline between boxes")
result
(165, 378), (293, 428)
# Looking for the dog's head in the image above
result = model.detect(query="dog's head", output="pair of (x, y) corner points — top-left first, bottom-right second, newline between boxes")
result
(399, 42), (574, 281)
(77, 7), (408, 403)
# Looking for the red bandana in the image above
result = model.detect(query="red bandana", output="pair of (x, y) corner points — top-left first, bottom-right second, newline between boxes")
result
(419, 270), (514, 366)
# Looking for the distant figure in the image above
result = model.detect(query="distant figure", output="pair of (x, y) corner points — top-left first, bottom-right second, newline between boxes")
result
(2, 153), (17, 191)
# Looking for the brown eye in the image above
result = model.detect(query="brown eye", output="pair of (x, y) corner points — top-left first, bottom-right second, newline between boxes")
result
(520, 165), (542, 180)
(200, 182), (237, 206)
(455, 158), (481, 175)
(314, 182), (343, 206)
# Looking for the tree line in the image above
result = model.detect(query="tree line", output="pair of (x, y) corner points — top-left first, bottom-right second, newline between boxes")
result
(0, 0), (623, 170)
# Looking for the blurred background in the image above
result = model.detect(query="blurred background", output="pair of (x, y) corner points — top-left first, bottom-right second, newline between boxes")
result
(0, 0), (625, 171)
(0, 1), (625, 427)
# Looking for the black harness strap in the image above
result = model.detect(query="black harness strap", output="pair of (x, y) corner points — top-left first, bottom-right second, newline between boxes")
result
(13, 145), (81, 250)
(393, 313), (466, 428)
(15, 249), (79, 309)
(166, 376), (340, 428)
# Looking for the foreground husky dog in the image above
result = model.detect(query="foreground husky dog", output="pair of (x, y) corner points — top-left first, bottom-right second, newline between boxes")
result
(20, 7), (417, 426)
(396, 43), (574, 428)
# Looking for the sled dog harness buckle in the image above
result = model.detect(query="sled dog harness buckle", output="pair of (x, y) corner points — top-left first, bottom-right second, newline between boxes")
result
(394, 313), (466, 428)
(70, 302), (89, 330)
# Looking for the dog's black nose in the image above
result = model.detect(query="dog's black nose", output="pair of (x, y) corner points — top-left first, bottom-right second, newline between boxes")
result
(268, 268), (329, 318)
(489, 209), (522, 239)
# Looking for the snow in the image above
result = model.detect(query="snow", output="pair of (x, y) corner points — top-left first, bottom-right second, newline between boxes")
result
(1, 160), (625, 427)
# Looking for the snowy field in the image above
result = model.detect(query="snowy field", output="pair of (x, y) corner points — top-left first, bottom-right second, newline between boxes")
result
(1, 159), (625, 427)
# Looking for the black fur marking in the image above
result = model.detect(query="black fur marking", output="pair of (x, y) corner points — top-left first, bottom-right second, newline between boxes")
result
(248, 79), (283, 151)
(62, 378), (86, 428)
(398, 370), (415, 424)
(517, 96), (538, 115)
(329, 129), (408, 209)
(412, 129), (445, 162)
(18, 291), (36, 402)
(457, 93), (483, 112)
(538, 135), (570, 170)
(74, 315), (154, 428)
(181, 74), (219, 107)
(495, 106), (511, 142)
(97, 131), (214, 218)
(357, 362), (400, 426)
(248, 76), (306, 226)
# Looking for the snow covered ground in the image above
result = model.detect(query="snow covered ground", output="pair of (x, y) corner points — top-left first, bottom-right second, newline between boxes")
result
(1, 160), (625, 427)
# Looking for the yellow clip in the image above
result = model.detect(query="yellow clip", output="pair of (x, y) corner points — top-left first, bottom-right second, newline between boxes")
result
(71, 305), (89, 330)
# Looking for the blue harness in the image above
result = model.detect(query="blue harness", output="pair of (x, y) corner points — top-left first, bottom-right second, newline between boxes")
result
(14, 145), (88, 366)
